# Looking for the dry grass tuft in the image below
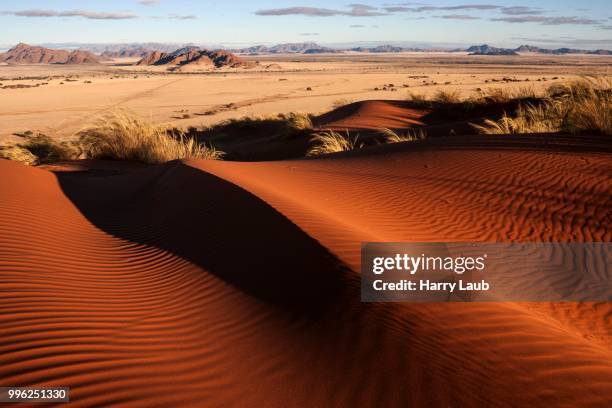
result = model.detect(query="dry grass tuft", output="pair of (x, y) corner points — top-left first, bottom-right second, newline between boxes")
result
(306, 130), (363, 156)
(474, 77), (611, 135)
(433, 89), (461, 104)
(283, 112), (314, 131)
(380, 128), (427, 143)
(406, 91), (429, 105)
(77, 111), (224, 164)
(0, 133), (79, 165)
(0, 144), (39, 165)
(332, 99), (354, 109)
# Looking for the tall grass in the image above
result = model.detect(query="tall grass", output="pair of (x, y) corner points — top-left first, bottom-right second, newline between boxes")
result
(0, 144), (39, 165)
(77, 111), (224, 164)
(474, 77), (611, 135)
(380, 128), (427, 143)
(0, 133), (79, 165)
(433, 89), (461, 104)
(307, 130), (362, 156)
(1, 111), (225, 166)
(283, 112), (313, 131)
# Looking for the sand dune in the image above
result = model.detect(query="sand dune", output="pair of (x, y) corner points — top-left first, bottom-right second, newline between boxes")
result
(0, 132), (610, 406)
(316, 100), (431, 130)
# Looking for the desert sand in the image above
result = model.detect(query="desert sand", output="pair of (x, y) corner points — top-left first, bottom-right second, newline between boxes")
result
(1, 53), (611, 142)
(1, 96), (611, 406)
(0, 52), (611, 407)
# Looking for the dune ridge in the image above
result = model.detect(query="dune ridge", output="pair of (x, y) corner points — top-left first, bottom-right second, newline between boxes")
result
(0, 136), (611, 407)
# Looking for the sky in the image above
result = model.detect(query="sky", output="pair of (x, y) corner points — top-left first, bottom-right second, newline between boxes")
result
(0, 0), (611, 49)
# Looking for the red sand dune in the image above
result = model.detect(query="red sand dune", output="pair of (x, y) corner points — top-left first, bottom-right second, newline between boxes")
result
(316, 100), (432, 130)
(314, 99), (534, 137)
(1, 136), (611, 407)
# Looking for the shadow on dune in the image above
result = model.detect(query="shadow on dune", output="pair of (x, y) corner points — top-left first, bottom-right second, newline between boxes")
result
(54, 161), (352, 317)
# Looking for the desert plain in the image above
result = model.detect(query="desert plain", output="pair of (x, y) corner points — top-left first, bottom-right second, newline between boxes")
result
(0, 50), (611, 408)
(2, 52), (611, 141)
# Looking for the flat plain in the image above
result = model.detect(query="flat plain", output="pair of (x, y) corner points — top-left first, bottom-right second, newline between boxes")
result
(2, 52), (610, 141)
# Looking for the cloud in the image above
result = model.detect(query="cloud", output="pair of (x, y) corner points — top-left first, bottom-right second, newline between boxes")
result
(300, 32), (319, 36)
(383, 6), (413, 12)
(348, 4), (387, 16)
(500, 6), (544, 15)
(167, 13), (196, 20)
(599, 25), (612, 30)
(350, 24), (366, 27)
(492, 16), (601, 25)
(137, 0), (159, 5)
(384, 4), (500, 13)
(256, 4), (386, 17)
(438, 14), (481, 20)
(256, 7), (340, 16)
(3, 9), (137, 19)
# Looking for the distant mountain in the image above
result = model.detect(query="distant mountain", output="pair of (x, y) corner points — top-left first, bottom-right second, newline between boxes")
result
(0, 43), (100, 64)
(101, 47), (152, 59)
(469, 44), (612, 56)
(238, 42), (338, 54)
(351, 45), (405, 53)
(270, 42), (337, 53)
(136, 47), (249, 70)
(589, 49), (612, 55)
(466, 44), (518, 55)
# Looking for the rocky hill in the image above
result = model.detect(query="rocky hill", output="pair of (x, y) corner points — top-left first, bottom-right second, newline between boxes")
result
(136, 47), (250, 70)
(0, 43), (100, 64)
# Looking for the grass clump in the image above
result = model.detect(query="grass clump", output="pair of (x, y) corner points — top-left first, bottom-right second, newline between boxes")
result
(472, 104), (563, 134)
(406, 91), (429, 105)
(283, 112), (313, 131)
(0, 133), (79, 165)
(307, 130), (363, 156)
(433, 89), (461, 104)
(332, 98), (354, 109)
(473, 77), (611, 135)
(77, 111), (224, 164)
(380, 128), (427, 143)
(0, 144), (38, 165)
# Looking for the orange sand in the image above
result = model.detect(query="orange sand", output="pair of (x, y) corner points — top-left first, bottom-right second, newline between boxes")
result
(1, 132), (611, 406)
